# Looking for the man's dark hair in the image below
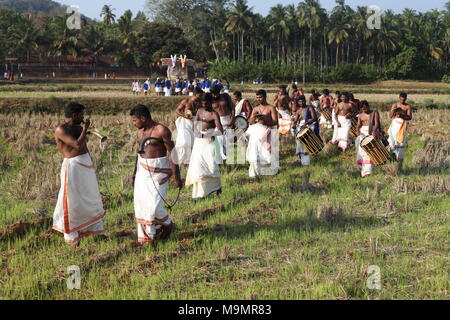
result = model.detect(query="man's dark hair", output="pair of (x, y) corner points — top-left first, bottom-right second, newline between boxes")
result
(130, 105), (151, 119)
(323, 89), (330, 95)
(335, 91), (341, 95)
(256, 89), (267, 98)
(311, 89), (316, 94)
(400, 92), (408, 99)
(194, 87), (204, 95)
(65, 102), (85, 118)
(342, 92), (350, 99)
(291, 84), (297, 90)
(233, 91), (242, 98)
(299, 95), (306, 101)
(393, 107), (405, 116)
(211, 85), (221, 95)
(361, 100), (370, 109)
(202, 93), (213, 103)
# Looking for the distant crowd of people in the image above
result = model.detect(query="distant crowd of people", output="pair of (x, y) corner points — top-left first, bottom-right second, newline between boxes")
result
(3, 71), (23, 81)
(131, 78), (232, 97)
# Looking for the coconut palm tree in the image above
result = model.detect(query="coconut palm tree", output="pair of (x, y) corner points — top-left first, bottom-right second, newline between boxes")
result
(298, 0), (322, 65)
(81, 24), (105, 70)
(225, 0), (254, 62)
(353, 6), (373, 64)
(268, 4), (290, 62)
(101, 5), (116, 27)
(7, 13), (40, 63)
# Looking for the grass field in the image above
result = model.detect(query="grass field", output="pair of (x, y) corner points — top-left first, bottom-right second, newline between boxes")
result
(0, 81), (449, 300)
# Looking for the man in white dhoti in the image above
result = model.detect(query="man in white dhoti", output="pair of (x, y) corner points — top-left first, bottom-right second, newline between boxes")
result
(320, 89), (334, 128)
(186, 93), (224, 200)
(389, 110), (408, 165)
(330, 91), (342, 144)
(355, 101), (381, 177)
(293, 95), (320, 166)
(389, 93), (412, 171)
(174, 88), (204, 166)
(130, 105), (182, 244)
(211, 85), (235, 163)
(335, 92), (356, 152)
(53, 103), (105, 246)
(246, 90), (279, 178)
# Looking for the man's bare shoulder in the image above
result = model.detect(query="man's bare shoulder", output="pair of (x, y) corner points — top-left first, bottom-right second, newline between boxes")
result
(55, 124), (69, 135)
(156, 123), (171, 135)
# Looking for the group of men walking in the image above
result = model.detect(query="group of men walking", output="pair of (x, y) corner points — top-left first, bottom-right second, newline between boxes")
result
(52, 84), (412, 246)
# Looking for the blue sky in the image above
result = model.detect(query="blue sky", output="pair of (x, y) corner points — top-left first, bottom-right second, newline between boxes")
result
(56, 0), (447, 20)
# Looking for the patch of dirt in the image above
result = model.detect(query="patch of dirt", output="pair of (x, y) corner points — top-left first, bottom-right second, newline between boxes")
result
(0, 217), (52, 242)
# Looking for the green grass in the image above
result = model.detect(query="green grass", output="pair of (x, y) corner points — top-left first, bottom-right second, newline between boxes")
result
(0, 107), (448, 300)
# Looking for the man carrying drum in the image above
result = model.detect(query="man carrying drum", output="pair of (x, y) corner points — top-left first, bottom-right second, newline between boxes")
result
(292, 95), (320, 166)
(336, 92), (356, 152)
(355, 101), (381, 177)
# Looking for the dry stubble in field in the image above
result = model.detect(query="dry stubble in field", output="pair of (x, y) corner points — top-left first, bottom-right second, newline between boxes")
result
(0, 107), (448, 299)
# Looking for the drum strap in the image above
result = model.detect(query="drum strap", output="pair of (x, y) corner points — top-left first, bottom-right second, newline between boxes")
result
(369, 111), (375, 135)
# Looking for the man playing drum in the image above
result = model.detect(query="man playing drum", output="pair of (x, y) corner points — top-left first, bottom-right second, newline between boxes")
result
(335, 92), (356, 152)
(355, 101), (381, 177)
(293, 95), (320, 166)
(319, 89), (334, 128)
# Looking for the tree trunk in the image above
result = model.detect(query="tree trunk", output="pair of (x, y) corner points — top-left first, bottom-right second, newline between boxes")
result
(336, 43), (339, 66)
(309, 28), (313, 65)
(303, 37), (306, 84)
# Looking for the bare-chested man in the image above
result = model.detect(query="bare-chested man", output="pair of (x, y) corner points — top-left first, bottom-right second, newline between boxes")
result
(211, 85), (235, 162)
(274, 85), (291, 111)
(53, 102), (105, 246)
(186, 93), (224, 199)
(130, 105), (182, 244)
(275, 87), (293, 136)
(292, 95), (320, 166)
(355, 101), (381, 177)
(174, 87), (204, 166)
(335, 92), (356, 152)
(388, 92), (413, 171)
(246, 90), (279, 178)
(330, 91), (343, 144)
(320, 89), (334, 128)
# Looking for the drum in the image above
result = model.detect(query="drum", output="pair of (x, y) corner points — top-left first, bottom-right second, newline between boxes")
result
(320, 106), (332, 122)
(234, 115), (249, 130)
(296, 127), (324, 156)
(350, 117), (359, 138)
(360, 135), (391, 165)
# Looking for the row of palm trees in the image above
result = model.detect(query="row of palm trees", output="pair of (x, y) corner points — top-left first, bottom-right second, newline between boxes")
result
(220, 0), (449, 71)
(1, 1), (448, 76)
